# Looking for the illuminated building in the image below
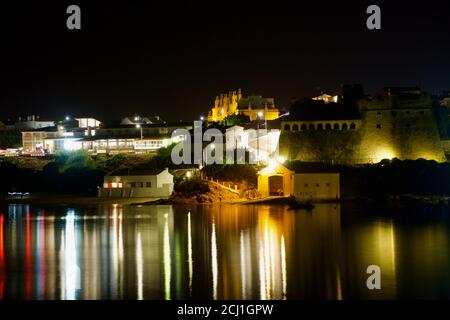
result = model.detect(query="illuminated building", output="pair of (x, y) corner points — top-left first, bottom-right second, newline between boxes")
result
(15, 115), (55, 130)
(312, 93), (338, 104)
(98, 168), (174, 198)
(257, 162), (341, 201)
(21, 121), (190, 155)
(280, 87), (446, 164)
(207, 89), (280, 122)
(257, 162), (294, 197)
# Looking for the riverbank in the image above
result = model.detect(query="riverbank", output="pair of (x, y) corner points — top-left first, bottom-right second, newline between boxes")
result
(0, 194), (161, 206)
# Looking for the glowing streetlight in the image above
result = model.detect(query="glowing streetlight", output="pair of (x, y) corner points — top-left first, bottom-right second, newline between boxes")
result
(65, 116), (70, 121)
(200, 116), (204, 121)
(136, 124), (143, 140)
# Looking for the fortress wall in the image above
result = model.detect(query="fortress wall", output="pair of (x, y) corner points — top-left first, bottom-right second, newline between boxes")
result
(279, 129), (363, 164)
(359, 106), (445, 163)
(281, 106), (445, 164)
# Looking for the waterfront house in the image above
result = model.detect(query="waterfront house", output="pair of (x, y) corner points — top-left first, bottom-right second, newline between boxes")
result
(257, 162), (340, 201)
(98, 168), (174, 198)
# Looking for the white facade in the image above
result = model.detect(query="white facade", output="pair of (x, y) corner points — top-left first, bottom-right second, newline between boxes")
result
(98, 168), (174, 198)
(76, 118), (101, 128)
(16, 119), (55, 130)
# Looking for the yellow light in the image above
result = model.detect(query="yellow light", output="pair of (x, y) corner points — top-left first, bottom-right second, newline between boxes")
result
(260, 159), (278, 176)
(374, 147), (396, 163)
(277, 156), (285, 164)
(186, 171), (192, 179)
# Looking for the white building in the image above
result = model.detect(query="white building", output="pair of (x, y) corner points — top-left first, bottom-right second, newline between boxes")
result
(76, 118), (101, 129)
(98, 168), (174, 198)
(15, 115), (55, 130)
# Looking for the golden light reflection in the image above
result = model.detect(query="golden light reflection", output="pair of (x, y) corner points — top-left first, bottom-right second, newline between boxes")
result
(239, 230), (252, 300)
(258, 211), (286, 300)
(281, 235), (287, 300)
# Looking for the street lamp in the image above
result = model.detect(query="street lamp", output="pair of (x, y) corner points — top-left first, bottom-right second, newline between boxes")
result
(136, 124), (143, 140)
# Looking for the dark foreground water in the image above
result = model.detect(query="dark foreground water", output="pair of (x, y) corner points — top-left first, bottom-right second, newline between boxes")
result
(0, 203), (450, 300)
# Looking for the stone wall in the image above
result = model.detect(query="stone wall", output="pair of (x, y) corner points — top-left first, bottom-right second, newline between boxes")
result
(280, 99), (445, 164)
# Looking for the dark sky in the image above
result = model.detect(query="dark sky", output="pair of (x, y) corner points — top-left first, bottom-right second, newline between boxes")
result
(1, 0), (450, 122)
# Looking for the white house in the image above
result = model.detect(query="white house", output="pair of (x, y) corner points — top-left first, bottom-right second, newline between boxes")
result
(98, 168), (174, 198)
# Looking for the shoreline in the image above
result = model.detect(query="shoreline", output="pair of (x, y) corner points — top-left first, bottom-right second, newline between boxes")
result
(2, 193), (450, 208)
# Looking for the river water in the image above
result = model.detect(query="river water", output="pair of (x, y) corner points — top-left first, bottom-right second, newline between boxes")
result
(0, 203), (450, 300)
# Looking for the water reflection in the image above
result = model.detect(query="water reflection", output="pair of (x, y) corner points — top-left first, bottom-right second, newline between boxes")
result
(0, 203), (450, 299)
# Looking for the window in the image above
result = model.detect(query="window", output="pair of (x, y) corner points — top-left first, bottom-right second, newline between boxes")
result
(377, 111), (382, 115)
(317, 124), (324, 130)
(333, 123), (340, 130)
(304, 184), (308, 188)
(301, 124), (307, 131)
(146, 182), (152, 188)
(420, 110), (425, 115)
(325, 123), (332, 130)
(130, 182), (136, 188)
(341, 123), (348, 130)
(350, 123), (356, 130)
(292, 124), (299, 131)
(376, 124), (381, 129)
(309, 124), (315, 130)
(284, 124), (291, 131)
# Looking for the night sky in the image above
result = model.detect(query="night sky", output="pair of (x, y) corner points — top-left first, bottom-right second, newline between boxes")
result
(1, 0), (450, 122)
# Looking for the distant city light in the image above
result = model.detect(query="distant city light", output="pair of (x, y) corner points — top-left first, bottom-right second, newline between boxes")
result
(65, 116), (70, 121)
(136, 124), (141, 129)
(134, 116), (140, 121)
(258, 111), (264, 118)
(186, 171), (192, 178)
(200, 116), (204, 121)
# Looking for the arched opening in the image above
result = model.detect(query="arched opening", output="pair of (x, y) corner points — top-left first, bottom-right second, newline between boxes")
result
(317, 124), (324, 130)
(284, 124), (290, 131)
(301, 124), (307, 131)
(333, 123), (340, 130)
(292, 124), (299, 131)
(269, 175), (284, 196)
(325, 123), (332, 130)
(309, 124), (315, 130)
(342, 123), (348, 130)
(350, 123), (356, 130)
